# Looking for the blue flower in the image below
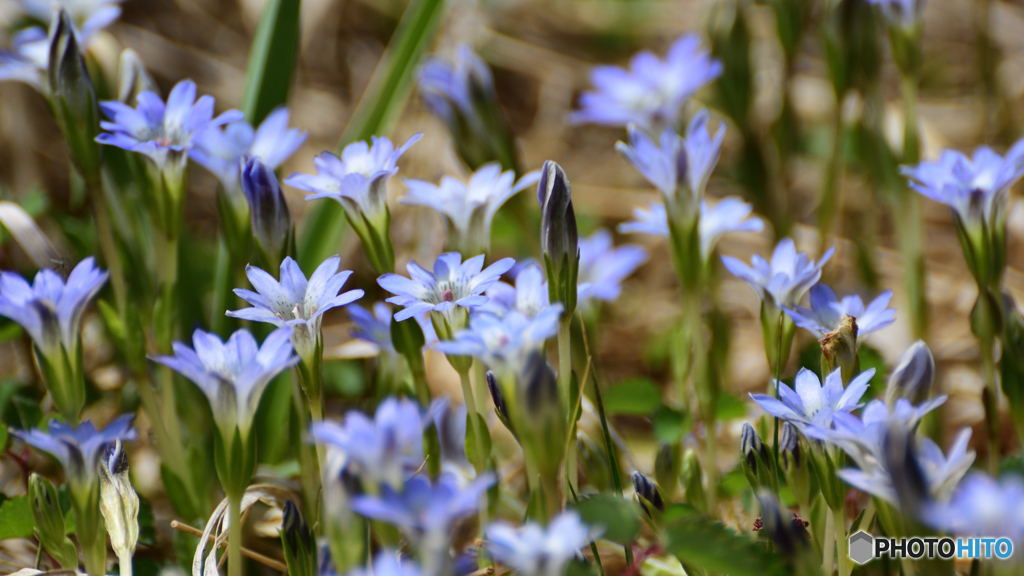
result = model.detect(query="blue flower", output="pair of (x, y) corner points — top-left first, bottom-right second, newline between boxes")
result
(240, 158), (292, 263)
(347, 302), (399, 356)
(867, 0), (921, 28)
(721, 238), (834, 307)
(10, 414), (135, 486)
(345, 552), (422, 576)
(96, 79), (243, 169)
(377, 252), (514, 331)
(619, 198), (763, 260)
(782, 284), (896, 344)
(570, 35), (722, 131)
(285, 134), (422, 230)
(0, 257), (108, 357)
(227, 256), (364, 360)
(615, 110), (725, 212)
(311, 397), (428, 489)
(750, 367), (875, 430)
(576, 229), (648, 304)
(902, 143), (1024, 234)
(150, 327), (298, 441)
(479, 264), (552, 318)
(350, 473), (495, 537)
(18, 0), (124, 34)
(0, 28), (48, 89)
(418, 44), (492, 129)
(924, 473), (1024, 542)
(190, 107), (307, 194)
(401, 164), (540, 254)
(432, 307), (562, 379)
(485, 511), (603, 576)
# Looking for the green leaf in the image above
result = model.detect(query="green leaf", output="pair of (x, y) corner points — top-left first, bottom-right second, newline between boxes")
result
(663, 515), (786, 576)
(464, 413), (491, 470)
(240, 0), (301, 125)
(0, 494), (34, 539)
(297, 0), (448, 271)
(714, 392), (747, 421)
(572, 494), (640, 545)
(602, 378), (662, 415)
(652, 406), (689, 443)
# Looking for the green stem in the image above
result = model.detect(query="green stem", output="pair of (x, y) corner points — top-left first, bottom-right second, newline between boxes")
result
(898, 72), (929, 340)
(294, 374), (324, 527)
(457, 365), (490, 541)
(558, 319), (577, 494)
(211, 236), (231, 336)
(228, 495), (243, 576)
(901, 75), (920, 165)
(822, 505), (836, 575)
(816, 101), (845, 253)
(87, 175), (128, 316)
(981, 331), (1000, 474)
(833, 504), (850, 576)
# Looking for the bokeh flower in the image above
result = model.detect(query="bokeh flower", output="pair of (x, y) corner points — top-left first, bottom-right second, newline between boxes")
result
(721, 238), (834, 308)
(0, 28), (49, 89)
(351, 473), (494, 537)
(924, 473), (1024, 542)
(345, 552), (423, 576)
(782, 284), (896, 344)
(619, 198), (763, 260)
(576, 229), (648, 304)
(432, 307), (562, 379)
(479, 264), (552, 318)
(11, 415), (136, 486)
(485, 511), (602, 576)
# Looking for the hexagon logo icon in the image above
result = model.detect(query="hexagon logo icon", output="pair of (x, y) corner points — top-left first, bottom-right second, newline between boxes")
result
(849, 531), (874, 565)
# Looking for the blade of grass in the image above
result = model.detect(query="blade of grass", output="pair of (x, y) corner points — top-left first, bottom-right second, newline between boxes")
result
(240, 0), (302, 125)
(297, 0), (447, 270)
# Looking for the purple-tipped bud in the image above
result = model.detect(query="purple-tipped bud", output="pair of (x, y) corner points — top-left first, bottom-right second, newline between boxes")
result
(885, 340), (935, 406)
(242, 158), (293, 268)
(48, 9), (100, 183)
(632, 471), (665, 517)
(537, 161), (579, 315)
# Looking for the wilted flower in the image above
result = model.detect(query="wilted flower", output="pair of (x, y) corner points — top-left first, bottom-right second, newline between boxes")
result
(619, 198), (763, 260)
(97, 79), (243, 170)
(485, 511), (602, 576)
(885, 340), (935, 406)
(616, 110), (725, 216)
(576, 229), (648, 304)
(240, 158), (293, 266)
(378, 252), (514, 337)
(11, 414), (136, 486)
(750, 367), (874, 430)
(782, 284), (895, 344)
(924, 473), (1024, 543)
(351, 473), (494, 537)
(432, 308), (562, 379)
(150, 327), (298, 443)
(401, 164), (539, 254)
(721, 238), (834, 308)
(191, 107), (307, 194)
(571, 35), (722, 132)
(227, 256), (363, 362)
(345, 551), (423, 576)
(310, 397), (427, 489)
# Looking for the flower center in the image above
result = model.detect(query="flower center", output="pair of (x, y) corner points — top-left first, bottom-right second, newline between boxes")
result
(441, 289), (455, 303)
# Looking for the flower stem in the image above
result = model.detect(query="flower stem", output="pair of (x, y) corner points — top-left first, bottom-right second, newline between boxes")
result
(816, 102), (845, 253)
(899, 71), (929, 340)
(458, 365), (486, 470)
(558, 318), (577, 494)
(118, 551), (133, 576)
(833, 504), (850, 576)
(228, 494), (243, 576)
(981, 330), (1000, 474)
(822, 504), (835, 575)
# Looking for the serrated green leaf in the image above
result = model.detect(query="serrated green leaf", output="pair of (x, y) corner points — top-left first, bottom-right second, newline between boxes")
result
(663, 516), (786, 576)
(602, 378), (662, 415)
(572, 494), (640, 544)
(0, 494), (34, 540)
(240, 0), (301, 125)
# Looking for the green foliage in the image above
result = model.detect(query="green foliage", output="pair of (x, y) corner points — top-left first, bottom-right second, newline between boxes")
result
(663, 515), (787, 576)
(602, 377), (662, 415)
(464, 412), (492, 470)
(240, 0), (301, 125)
(0, 494), (34, 540)
(572, 494), (640, 545)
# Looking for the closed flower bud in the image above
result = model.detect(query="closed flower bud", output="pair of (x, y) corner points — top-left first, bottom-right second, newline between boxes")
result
(99, 440), (139, 564)
(117, 49), (158, 104)
(654, 442), (681, 501)
(537, 161), (579, 316)
(755, 490), (808, 559)
(47, 9), (100, 184)
(280, 500), (318, 576)
(885, 340), (935, 406)
(741, 422), (776, 493)
(29, 474), (78, 570)
(779, 422), (799, 469)
(518, 351), (565, 479)
(882, 421), (928, 517)
(486, 370), (512, 430)
(741, 423), (765, 474)
(242, 158), (294, 270)
(819, 315), (859, 383)
(681, 449), (707, 514)
(632, 471), (665, 518)
(778, 423), (813, 509)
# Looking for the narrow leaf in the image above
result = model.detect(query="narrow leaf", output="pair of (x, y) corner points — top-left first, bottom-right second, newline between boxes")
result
(240, 0), (302, 125)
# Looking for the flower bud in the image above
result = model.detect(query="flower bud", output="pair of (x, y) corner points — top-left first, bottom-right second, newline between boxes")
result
(280, 500), (318, 576)
(47, 9), (100, 184)
(117, 49), (158, 104)
(537, 161), (579, 316)
(819, 315), (859, 383)
(882, 421), (928, 517)
(755, 490), (809, 559)
(518, 351), (565, 480)
(632, 471), (665, 519)
(99, 440), (139, 563)
(29, 474), (78, 570)
(242, 158), (294, 271)
(778, 423), (813, 508)
(681, 449), (707, 514)
(740, 422), (776, 493)
(654, 442), (681, 501)
(885, 340), (935, 406)
(486, 370), (513, 434)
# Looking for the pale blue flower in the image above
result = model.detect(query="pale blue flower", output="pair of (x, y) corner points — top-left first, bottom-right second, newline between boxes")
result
(351, 473), (495, 536)
(0, 257), (108, 357)
(418, 44), (492, 127)
(96, 79), (243, 169)
(615, 110), (725, 211)
(924, 473), (1024, 542)
(377, 253), (514, 323)
(18, 0), (124, 33)
(401, 164), (540, 253)
(432, 307), (563, 378)
(227, 255), (363, 359)
(782, 284), (896, 343)
(10, 414), (135, 485)
(721, 238), (834, 307)
(902, 142), (1024, 234)
(285, 134), (422, 228)
(750, 367), (874, 430)
(479, 264), (551, 318)
(0, 28), (48, 89)
(867, 0), (922, 28)
(577, 229), (648, 303)
(485, 511), (603, 576)
(347, 302), (399, 356)
(150, 327), (298, 441)
(190, 107), (307, 194)
(311, 397), (427, 489)
(619, 198), (763, 259)
(570, 35), (722, 131)
(345, 552), (422, 576)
